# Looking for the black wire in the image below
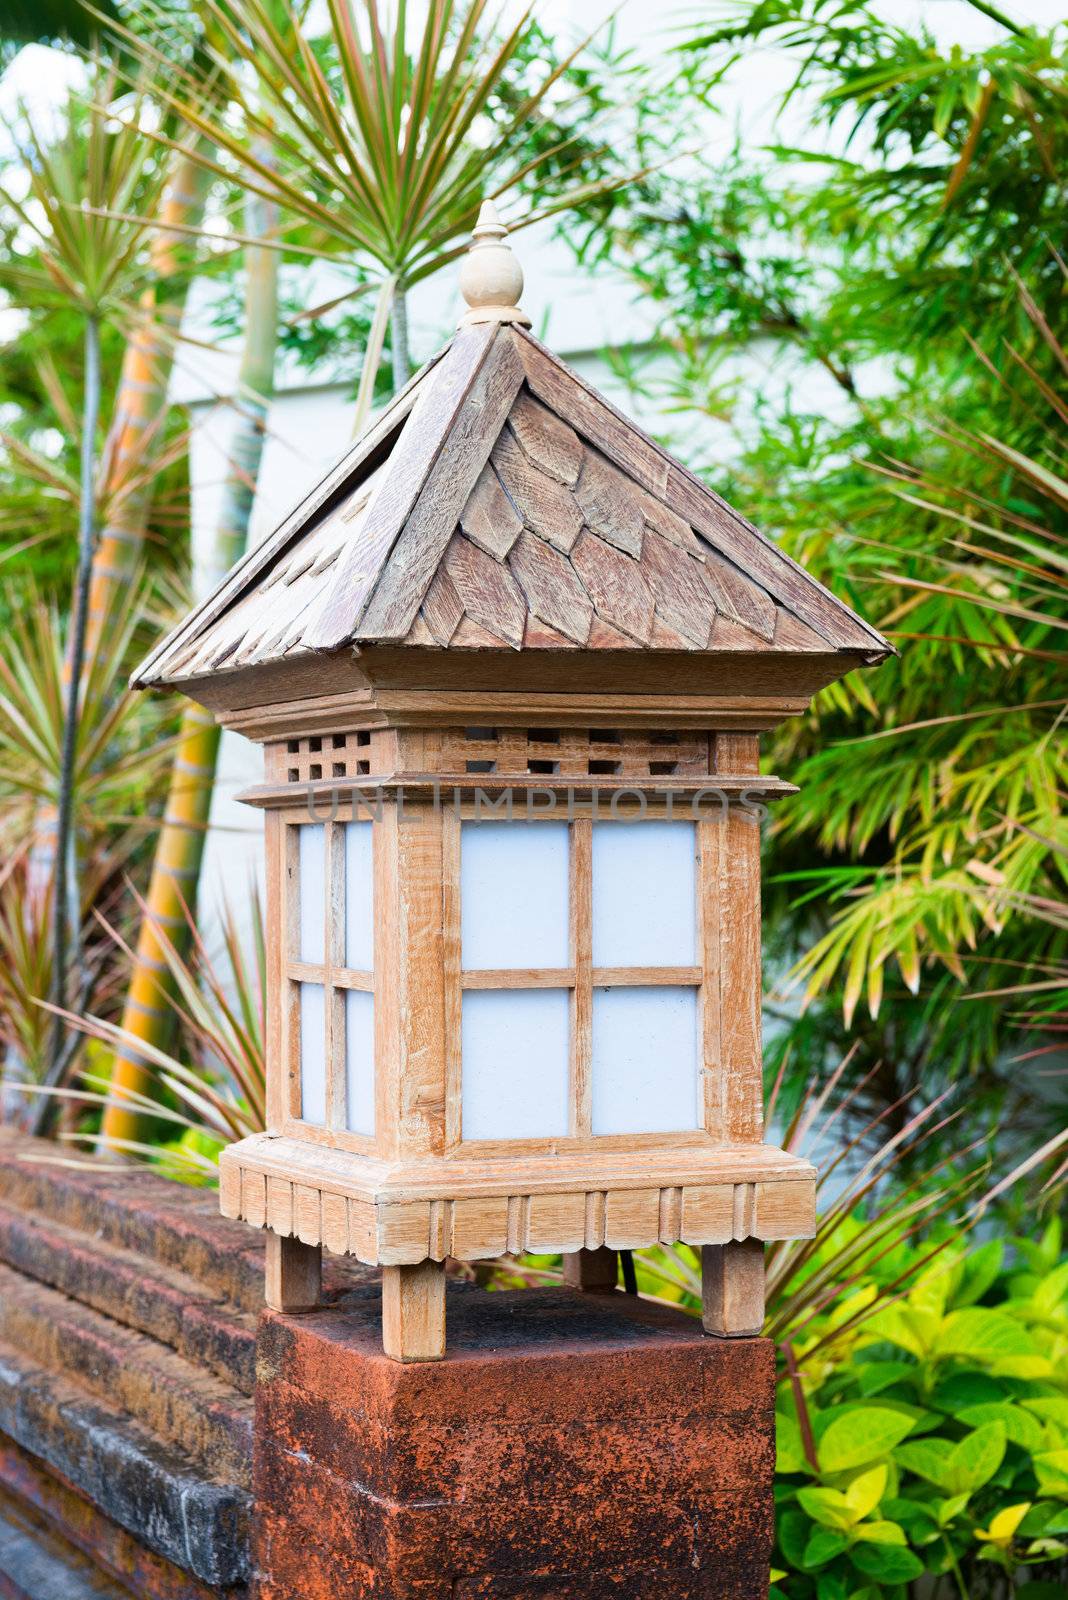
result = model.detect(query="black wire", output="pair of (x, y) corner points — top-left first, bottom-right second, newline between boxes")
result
(620, 1249), (638, 1295)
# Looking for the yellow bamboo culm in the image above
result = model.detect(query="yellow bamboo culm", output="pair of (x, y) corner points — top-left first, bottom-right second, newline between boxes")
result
(100, 181), (278, 1148)
(87, 153), (208, 656)
(100, 704), (220, 1143)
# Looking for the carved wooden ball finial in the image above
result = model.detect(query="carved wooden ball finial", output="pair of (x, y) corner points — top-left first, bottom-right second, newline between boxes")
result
(458, 199), (531, 328)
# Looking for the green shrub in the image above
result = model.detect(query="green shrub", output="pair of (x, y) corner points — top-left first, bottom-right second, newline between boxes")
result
(774, 1220), (1068, 1597)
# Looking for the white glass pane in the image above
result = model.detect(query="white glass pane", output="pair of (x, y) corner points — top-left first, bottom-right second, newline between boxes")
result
(462, 989), (570, 1140)
(344, 822), (374, 971)
(461, 822), (569, 970)
(344, 989), (375, 1136)
(298, 825), (326, 964)
(591, 987), (699, 1135)
(591, 822), (696, 967)
(299, 982), (326, 1125)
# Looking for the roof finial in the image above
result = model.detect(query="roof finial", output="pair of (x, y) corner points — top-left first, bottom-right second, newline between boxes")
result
(459, 199), (531, 328)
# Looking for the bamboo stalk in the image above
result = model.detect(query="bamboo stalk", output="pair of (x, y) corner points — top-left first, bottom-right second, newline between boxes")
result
(43, 315), (101, 1102)
(85, 149), (210, 656)
(100, 181), (280, 1148)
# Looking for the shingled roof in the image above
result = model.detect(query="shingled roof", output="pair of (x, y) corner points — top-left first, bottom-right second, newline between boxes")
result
(135, 216), (890, 692)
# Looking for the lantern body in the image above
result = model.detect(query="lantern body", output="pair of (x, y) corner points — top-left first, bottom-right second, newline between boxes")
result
(134, 307), (890, 1359)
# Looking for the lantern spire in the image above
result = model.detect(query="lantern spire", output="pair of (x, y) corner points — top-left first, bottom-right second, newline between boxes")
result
(458, 199), (531, 328)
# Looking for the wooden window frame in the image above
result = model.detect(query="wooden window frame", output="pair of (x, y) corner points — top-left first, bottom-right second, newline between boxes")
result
(445, 810), (719, 1154)
(282, 815), (377, 1152)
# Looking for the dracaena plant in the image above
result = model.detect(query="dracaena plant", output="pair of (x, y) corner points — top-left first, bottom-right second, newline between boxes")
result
(41, 891), (267, 1178)
(113, 0), (631, 426)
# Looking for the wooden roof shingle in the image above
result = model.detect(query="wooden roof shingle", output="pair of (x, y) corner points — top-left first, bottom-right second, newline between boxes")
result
(134, 318), (891, 691)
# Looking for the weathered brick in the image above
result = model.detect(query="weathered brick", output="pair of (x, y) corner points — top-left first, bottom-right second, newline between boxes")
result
(0, 1438), (227, 1600)
(253, 1287), (774, 1599)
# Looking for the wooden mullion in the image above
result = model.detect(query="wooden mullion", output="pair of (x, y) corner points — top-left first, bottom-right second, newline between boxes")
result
(698, 816), (723, 1139)
(287, 960), (329, 983)
(326, 821), (346, 1130)
(461, 968), (576, 990)
(283, 824), (302, 1122)
(571, 819), (593, 1138)
(442, 805), (463, 1148)
(331, 969), (375, 991)
(590, 967), (702, 987)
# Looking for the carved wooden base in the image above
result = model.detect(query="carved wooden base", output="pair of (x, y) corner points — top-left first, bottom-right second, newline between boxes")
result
(221, 1135), (816, 1267)
(227, 1136), (805, 1358)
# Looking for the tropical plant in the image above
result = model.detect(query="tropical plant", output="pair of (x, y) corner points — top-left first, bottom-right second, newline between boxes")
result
(0, 581), (174, 1125)
(553, 1), (1068, 1137)
(45, 891), (266, 1176)
(0, 64), (195, 1084)
(771, 1220), (1068, 1598)
(115, 0), (633, 427)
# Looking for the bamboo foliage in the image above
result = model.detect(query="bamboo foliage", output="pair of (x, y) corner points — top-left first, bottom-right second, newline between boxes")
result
(778, 277), (1068, 1027)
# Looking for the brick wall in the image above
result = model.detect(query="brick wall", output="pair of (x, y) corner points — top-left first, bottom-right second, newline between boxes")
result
(0, 1134), (774, 1599)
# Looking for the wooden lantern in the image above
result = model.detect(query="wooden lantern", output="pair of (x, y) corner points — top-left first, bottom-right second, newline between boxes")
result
(134, 205), (890, 1361)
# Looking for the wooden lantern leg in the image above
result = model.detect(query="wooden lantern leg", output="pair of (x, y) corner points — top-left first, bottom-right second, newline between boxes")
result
(563, 1247), (619, 1292)
(265, 1233), (322, 1314)
(382, 1261), (447, 1362)
(701, 1241), (765, 1337)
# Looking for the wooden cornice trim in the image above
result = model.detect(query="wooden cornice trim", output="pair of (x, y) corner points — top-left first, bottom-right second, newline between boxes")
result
(235, 773), (797, 810)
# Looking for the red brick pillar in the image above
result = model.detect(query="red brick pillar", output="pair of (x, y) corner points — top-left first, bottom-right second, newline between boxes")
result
(252, 1283), (775, 1600)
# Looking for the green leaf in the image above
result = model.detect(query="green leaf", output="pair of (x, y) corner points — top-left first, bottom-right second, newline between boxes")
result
(936, 1493), (971, 1526)
(897, 1437), (953, 1488)
(803, 1527), (850, 1568)
(844, 1465), (887, 1522)
(883, 1496), (940, 1541)
(1034, 1449), (1068, 1499)
(944, 1423), (1006, 1494)
(932, 1374), (1004, 1411)
(852, 1518), (906, 1545)
(958, 1401), (1045, 1452)
(1029, 1258), (1068, 1315)
(777, 1509), (811, 1570)
(856, 1361), (916, 1397)
(849, 1542), (924, 1583)
(1025, 1399), (1068, 1433)
(819, 1408), (916, 1474)
(955, 1240), (1004, 1307)
(776, 1413), (809, 1475)
(934, 1308), (1035, 1362)
(798, 1487), (855, 1531)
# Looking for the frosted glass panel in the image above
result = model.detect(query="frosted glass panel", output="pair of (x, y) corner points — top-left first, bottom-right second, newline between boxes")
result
(344, 822), (374, 970)
(344, 989), (375, 1136)
(591, 822), (696, 967)
(462, 989), (570, 1140)
(591, 986), (699, 1135)
(461, 822), (569, 970)
(298, 825), (326, 963)
(299, 982), (326, 1125)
